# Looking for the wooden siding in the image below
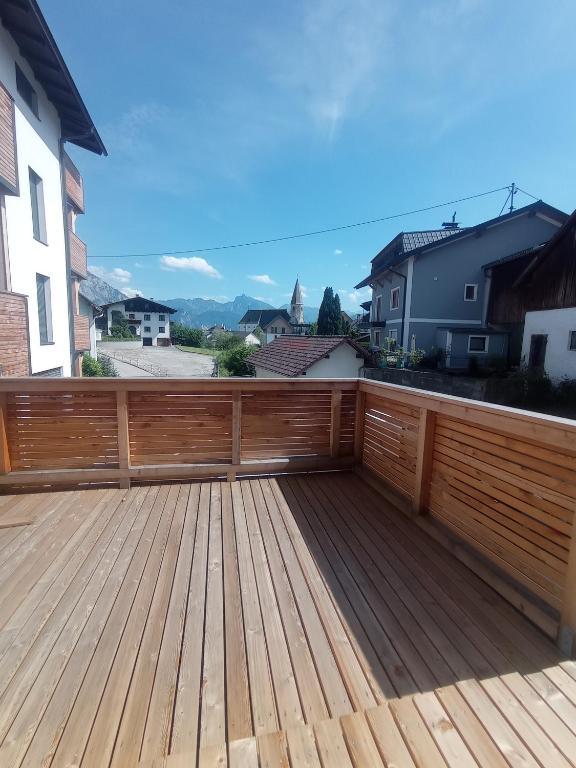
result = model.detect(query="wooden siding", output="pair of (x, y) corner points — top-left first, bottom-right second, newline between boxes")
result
(74, 313), (90, 351)
(0, 81), (17, 195)
(64, 151), (84, 212)
(489, 213), (576, 324)
(69, 230), (87, 277)
(0, 474), (574, 767)
(0, 291), (29, 376)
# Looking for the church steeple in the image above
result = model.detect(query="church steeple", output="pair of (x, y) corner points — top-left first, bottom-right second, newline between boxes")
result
(290, 277), (304, 325)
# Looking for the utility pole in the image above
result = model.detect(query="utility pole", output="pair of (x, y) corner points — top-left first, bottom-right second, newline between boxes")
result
(509, 182), (516, 213)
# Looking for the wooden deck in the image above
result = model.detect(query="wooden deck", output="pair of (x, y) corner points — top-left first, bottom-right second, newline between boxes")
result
(0, 472), (575, 767)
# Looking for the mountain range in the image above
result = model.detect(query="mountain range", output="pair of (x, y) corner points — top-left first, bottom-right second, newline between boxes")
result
(161, 295), (319, 329)
(81, 273), (319, 329)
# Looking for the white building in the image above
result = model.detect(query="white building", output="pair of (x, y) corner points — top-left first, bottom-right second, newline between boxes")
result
(100, 298), (176, 347)
(0, 0), (106, 377)
(249, 335), (368, 378)
(238, 278), (310, 344)
(521, 308), (576, 381)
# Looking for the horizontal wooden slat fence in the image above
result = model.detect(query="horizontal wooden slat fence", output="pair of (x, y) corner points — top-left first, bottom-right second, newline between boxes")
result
(0, 376), (575, 654)
(358, 379), (576, 653)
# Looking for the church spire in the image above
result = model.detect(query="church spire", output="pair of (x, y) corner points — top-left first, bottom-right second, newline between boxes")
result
(290, 277), (304, 325)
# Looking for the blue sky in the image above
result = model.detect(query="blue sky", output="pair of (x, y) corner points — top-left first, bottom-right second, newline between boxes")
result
(46, 0), (576, 311)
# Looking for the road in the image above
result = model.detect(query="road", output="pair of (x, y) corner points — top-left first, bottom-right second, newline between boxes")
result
(97, 342), (216, 377)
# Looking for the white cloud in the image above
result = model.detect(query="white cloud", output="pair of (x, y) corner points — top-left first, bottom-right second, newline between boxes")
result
(248, 274), (277, 286)
(123, 286), (143, 298)
(91, 265), (133, 286)
(202, 295), (229, 302)
(334, 249), (343, 255)
(338, 286), (372, 310)
(133, 262), (144, 268)
(160, 255), (222, 279)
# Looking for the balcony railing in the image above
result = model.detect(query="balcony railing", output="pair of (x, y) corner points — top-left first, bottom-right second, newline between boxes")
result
(0, 377), (574, 653)
(73, 313), (90, 352)
(69, 230), (87, 278)
(64, 152), (84, 212)
(370, 319), (386, 328)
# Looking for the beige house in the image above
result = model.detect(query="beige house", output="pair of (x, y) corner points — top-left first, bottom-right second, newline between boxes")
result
(249, 335), (368, 378)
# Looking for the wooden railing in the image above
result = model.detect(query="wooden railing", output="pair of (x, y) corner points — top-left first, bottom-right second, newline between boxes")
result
(69, 230), (87, 278)
(0, 376), (574, 653)
(64, 152), (84, 212)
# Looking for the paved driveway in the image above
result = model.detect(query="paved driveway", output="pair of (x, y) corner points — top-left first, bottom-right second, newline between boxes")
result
(97, 342), (215, 377)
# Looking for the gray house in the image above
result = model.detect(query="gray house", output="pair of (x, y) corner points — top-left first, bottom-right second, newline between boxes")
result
(355, 201), (568, 368)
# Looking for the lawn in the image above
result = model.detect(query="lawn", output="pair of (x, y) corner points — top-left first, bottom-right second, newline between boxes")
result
(176, 345), (217, 357)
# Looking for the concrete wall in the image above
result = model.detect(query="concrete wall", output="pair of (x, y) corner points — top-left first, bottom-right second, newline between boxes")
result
(0, 24), (71, 375)
(254, 342), (364, 378)
(522, 308), (576, 380)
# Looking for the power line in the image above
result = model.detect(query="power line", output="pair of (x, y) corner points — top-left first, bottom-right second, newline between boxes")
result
(92, 184), (513, 259)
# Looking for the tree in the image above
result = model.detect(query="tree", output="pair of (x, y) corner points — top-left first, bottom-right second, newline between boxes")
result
(170, 322), (203, 347)
(219, 342), (254, 376)
(109, 317), (135, 339)
(317, 287), (343, 335)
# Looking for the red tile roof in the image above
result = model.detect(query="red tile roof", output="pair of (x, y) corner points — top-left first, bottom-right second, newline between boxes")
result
(248, 335), (367, 376)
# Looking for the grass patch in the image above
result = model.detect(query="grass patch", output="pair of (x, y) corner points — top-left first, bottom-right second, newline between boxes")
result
(176, 345), (217, 357)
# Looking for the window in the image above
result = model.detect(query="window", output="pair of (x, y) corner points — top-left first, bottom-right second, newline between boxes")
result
(390, 286), (400, 310)
(144, 314), (151, 321)
(271, 326), (277, 334)
(159, 326), (165, 334)
(569, 331), (576, 351)
(16, 64), (38, 118)
(36, 273), (52, 344)
(388, 328), (398, 349)
(29, 169), (47, 243)
(374, 296), (382, 321)
(159, 314), (165, 321)
(468, 335), (488, 353)
(464, 284), (478, 302)
(281, 326), (285, 334)
(128, 313), (135, 319)
(374, 331), (381, 348)
(144, 326), (151, 333)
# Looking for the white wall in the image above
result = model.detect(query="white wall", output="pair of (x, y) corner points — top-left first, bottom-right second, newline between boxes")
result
(522, 308), (576, 380)
(254, 342), (364, 378)
(0, 25), (71, 375)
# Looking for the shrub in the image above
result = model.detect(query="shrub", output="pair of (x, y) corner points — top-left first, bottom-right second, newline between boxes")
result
(215, 332), (243, 351)
(98, 355), (119, 377)
(170, 322), (204, 347)
(109, 320), (135, 339)
(507, 366), (554, 407)
(82, 354), (103, 377)
(219, 343), (254, 376)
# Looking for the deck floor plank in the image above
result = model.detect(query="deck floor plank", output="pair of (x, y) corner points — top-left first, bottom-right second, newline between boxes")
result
(0, 472), (571, 767)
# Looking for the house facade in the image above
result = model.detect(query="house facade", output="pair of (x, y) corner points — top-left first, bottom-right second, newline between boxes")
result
(249, 335), (368, 378)
(355, 202), (567, 368)
(100, 298), (176, 346)
(0, 0), (105, 377)
(238, 278), (310, 343)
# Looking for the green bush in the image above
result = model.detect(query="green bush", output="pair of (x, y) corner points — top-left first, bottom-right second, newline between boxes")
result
(215, 332), (243, 351)
(109, 320), (135, 339)
(219, 343), (254, 376)
(98, 355), (119, 377)
(82, 354), (103, 377)
(170, 322), (204, 347)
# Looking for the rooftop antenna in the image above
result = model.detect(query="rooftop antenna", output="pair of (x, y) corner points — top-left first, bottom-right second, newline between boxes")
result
(509, 182), (516, 213)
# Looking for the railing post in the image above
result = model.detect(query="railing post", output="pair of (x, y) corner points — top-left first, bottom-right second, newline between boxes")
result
(353, 388), (366, 465)
(229, 390), (241, 482)
(116, 390), (130, 490)
(412, 407), (436, 516)
(559, 535), (576, 656)
(330, 389), (342, 459)
(0, 393), (10, 474)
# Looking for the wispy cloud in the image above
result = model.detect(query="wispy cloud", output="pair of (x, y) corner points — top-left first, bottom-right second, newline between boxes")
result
(91, 265), (133, 286)
(334, 249), (343, 255)
(249, 274), (277, 286)
(338, 286), (372, 309)
(160, 255), (222, 279)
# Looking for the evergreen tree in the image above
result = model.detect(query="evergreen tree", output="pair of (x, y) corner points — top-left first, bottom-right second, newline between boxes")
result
(333, 293), (343, 334)
(317, 287), (334, 334)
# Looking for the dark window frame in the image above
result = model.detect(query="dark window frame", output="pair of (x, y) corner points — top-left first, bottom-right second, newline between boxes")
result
(29, 168), (47, 244)
(16, 64), (39, 119)
(144, 326), (151, 333)
(36, 273), (53, 344)
(569, 331), (576, 351)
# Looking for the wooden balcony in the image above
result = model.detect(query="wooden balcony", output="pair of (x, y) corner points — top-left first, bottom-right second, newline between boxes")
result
(73, 313), (90, 352)
(0, 81), (17, 196)
(69, 229), (87, 278)
(64, 151), (84, 212)
(0, 378), (575, 766)
(0, 291), (29, 376)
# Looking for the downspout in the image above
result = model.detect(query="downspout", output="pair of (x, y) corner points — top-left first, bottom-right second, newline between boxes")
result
(59, 139), (76, 376)
(386, 266), (407, 351)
